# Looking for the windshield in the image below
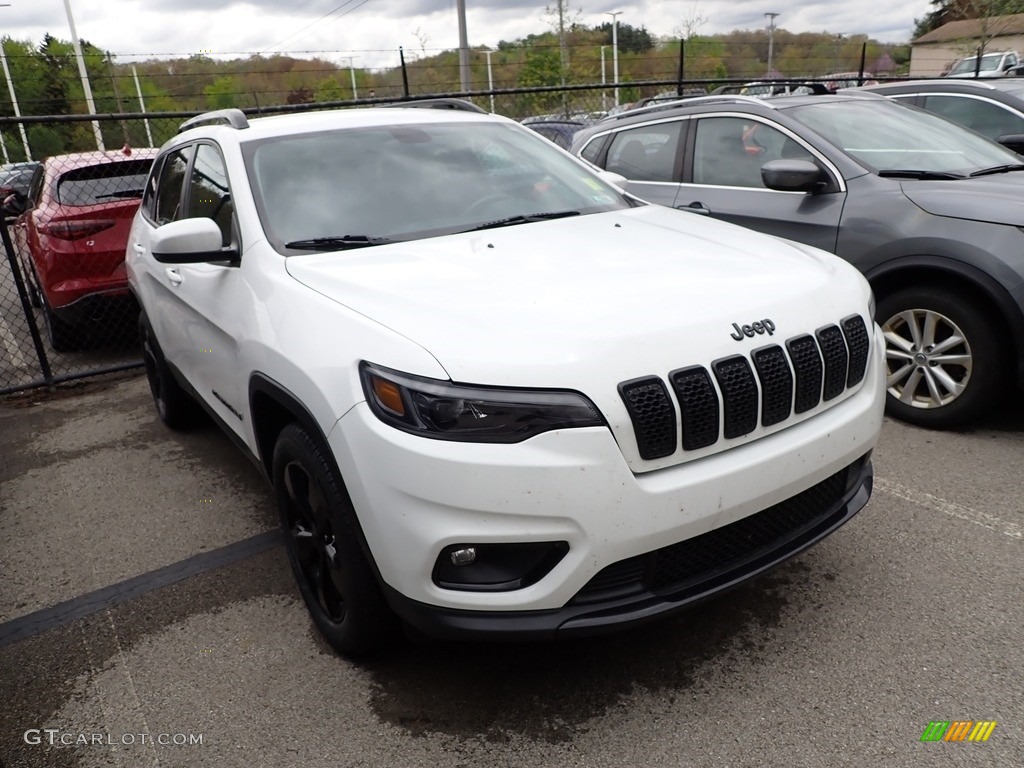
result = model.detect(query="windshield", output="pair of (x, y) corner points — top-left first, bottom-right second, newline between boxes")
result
(948, 54), (1001, 75)
(245, 120), (629, 251)
(787, 99), (1021, 174)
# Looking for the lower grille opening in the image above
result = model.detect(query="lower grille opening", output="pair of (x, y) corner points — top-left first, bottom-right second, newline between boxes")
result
(571, 456), (866, 606)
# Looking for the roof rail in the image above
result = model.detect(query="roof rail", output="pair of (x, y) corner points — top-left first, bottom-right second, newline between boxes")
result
(605, 94), (768, 121)
(178, 108), (250, 133)
(378, 97), (487, 113)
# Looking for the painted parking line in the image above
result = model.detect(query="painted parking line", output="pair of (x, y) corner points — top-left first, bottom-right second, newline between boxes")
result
(0, 309), (28, 370)
(875, 477), (1022, 541)
(0, 530), (282, 648)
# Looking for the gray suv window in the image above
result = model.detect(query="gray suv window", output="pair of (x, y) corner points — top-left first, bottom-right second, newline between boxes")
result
(605, 122), (682, 181)
(922, 94), (1024, 141)
(692, 117), (808, 188)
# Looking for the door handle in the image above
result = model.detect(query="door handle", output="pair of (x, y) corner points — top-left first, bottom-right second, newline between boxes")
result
(165, 268), (183, 286)
(132, 243), (145, 254)
(677, 201), (710, 215)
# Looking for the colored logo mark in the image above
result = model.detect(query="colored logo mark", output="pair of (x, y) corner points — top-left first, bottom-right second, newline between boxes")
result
(920, 721), (997, 742)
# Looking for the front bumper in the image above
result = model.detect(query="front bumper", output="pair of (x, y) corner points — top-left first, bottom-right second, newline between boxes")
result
(327, 326), (884, 637)
(383, 454), (871, 639)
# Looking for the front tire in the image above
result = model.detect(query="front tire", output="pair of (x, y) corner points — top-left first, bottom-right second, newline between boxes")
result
(273, 423), (392, 657)
(877, 286), (1004, 428)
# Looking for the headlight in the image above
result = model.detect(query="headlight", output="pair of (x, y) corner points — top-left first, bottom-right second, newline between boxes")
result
(360, 362), (605, 443)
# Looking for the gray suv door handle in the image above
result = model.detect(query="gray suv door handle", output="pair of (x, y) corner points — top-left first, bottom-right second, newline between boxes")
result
(165, 268), (183, 286)
(677, 201), (710, 215)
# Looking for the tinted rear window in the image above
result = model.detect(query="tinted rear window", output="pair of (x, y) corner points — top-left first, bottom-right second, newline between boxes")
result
(56, 160), (154, 206)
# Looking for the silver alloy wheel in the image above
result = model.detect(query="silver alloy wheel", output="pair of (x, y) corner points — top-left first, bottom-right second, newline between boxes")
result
(881, 307), (972, 410)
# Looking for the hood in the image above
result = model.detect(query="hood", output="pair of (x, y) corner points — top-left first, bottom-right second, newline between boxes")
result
(286, 205), (868, 389)
(900, 176), (1024, 226)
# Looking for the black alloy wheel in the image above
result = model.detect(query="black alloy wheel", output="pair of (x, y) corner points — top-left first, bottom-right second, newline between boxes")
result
(273, 423), (392, 656)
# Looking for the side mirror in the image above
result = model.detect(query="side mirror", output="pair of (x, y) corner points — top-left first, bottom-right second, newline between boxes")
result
(597, 170), (629, 189)
(3, 192), (26, 216)
(761, 159), (825, 193)
(151, 218), (238, 264)
(997, 133), (1024, 154)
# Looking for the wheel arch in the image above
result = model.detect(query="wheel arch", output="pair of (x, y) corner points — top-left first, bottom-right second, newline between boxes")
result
(865, 256), (1024, 389)
(248, 372), (338, 482)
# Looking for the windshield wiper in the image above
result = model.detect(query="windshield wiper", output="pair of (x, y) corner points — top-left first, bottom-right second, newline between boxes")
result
(284, 234), (394, 250)
(465, 210), (581, 232)
(96, 189), (144, 199)
(877, 170), (965, 180)
(969, 163), (1024, 177)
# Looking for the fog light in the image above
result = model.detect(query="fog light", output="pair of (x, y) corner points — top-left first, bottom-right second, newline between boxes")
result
(450, 547), (477, 566)
(432, 541), (569, 592)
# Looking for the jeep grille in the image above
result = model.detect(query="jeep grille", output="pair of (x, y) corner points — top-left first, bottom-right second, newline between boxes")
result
(618, 315), (870, 460)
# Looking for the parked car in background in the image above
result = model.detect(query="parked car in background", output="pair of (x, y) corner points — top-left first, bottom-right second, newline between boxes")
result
(8, 147), (157, 350)
(861, 79), (1024, 153)
(524, 119), (587, 149)
(0, 161), (40, 201)
(571, 91), (1024, 428)
(821, 72), (878, 91)
(128, 104), (883, 656)
(944, 50), (1020, 78)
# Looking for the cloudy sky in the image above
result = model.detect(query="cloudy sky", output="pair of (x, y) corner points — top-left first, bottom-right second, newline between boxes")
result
(7, 0), (932, 69)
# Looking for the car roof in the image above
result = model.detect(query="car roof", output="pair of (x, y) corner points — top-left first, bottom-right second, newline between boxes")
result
(175, 105), (506, 145)
(43, 147), (159, 172)
(862, 78), (1024, 98)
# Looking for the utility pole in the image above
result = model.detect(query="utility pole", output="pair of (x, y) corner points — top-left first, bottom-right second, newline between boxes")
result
(131, 65), (154, 147)
(0, 37), (30, 160)
(483, 49), (496, 113)
(765, 12), (780, 78)
(601, 45), (608, 112)
(341, 56), (358, 99)
(456, 0), (470, 92)
(63, 0), (105, 150)
(606, 11), (621, 107)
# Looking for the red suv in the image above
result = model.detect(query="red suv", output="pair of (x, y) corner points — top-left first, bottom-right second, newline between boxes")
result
(10, 148), (157, 350)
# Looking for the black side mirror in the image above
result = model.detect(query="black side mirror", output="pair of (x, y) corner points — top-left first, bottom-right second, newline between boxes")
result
(2, 192), (26, 216)
(761, 159), (825, 192)
(997, 134), (1024, 154)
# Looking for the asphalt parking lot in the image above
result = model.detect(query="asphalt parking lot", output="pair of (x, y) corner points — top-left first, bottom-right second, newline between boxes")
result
(1, 372), (1021, 767)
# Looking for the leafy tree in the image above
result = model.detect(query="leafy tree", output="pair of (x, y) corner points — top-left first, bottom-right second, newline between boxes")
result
(204, 76), (238, 109)
(597, 22), (655, 54)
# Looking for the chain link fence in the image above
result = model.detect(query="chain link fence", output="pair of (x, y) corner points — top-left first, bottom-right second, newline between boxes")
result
(0, 72), (913, 395)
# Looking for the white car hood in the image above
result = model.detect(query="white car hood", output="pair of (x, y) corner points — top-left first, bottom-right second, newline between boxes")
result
(286, 205), (870, 469)
(287, 205), (858, 381)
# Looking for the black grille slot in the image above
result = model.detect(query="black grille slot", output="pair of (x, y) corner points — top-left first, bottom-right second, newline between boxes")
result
(618, 377), (676, 460)
(712, 356), (758, 439)
(786, 335), (823, 413)
(669, 365), (719, 450)
(752, 345), (793, 427)
(817, 325), (849, 401)
(573, 464), (854, 604)
(842, 315), (870, 387)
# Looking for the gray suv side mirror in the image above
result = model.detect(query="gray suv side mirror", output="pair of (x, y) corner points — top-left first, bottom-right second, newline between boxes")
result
(761, 159), (825, 192)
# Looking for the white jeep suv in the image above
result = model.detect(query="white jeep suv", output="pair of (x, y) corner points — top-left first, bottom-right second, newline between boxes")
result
(127, 103), (884, 656)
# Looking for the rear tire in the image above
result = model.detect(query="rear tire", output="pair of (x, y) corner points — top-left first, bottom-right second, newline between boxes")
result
(273, 423), (393, 657)
(139, 315), (200, 429)
(877, 286), (1004, 428)
(42, 302), (80, 352)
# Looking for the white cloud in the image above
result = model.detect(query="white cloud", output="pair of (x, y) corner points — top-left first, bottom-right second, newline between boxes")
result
(7, 0), (932, 71)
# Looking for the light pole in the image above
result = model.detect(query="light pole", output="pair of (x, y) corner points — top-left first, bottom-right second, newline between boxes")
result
(605, 11), (621, 107)
(62, 0), (104, 150)
(765, 12), (780, 78)
(600, 45), (608, 112)
(0, 38), (30, 160)
(341, 56), (358, 100)
(483, 49), (496, 113)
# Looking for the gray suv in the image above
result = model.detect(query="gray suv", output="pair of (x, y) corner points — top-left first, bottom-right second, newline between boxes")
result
(571, 92), (1024, 428)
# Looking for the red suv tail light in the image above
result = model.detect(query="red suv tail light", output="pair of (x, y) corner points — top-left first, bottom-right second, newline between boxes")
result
(39, 220), (116, 240)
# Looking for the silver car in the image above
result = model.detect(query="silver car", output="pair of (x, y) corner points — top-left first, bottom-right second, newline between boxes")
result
(571, 92), (1024, 429)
